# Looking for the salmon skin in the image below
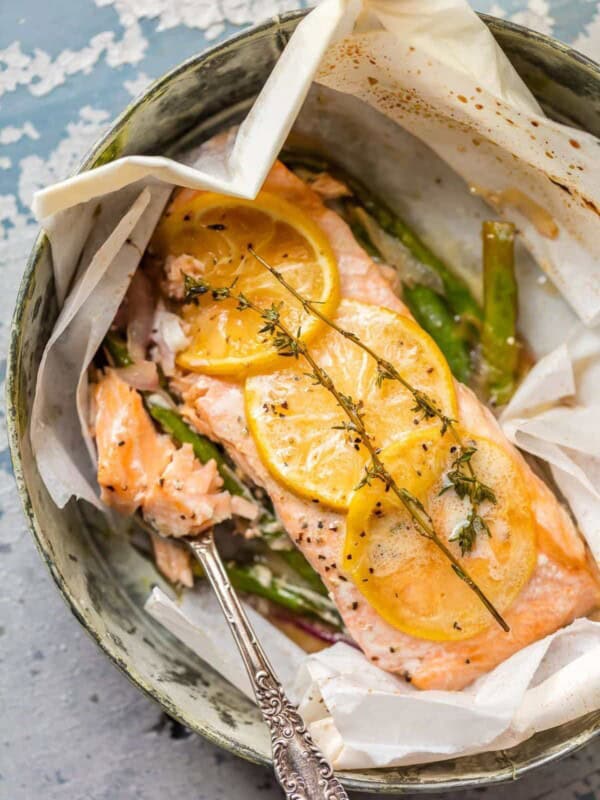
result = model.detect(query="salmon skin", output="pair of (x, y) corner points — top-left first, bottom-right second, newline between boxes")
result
(95, 161), (599, 691)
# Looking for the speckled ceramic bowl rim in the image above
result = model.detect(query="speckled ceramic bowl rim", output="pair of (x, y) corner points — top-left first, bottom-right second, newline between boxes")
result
(7, 10), (600, 793)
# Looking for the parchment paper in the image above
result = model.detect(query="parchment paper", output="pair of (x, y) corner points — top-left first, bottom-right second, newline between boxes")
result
(145, 585), (304, 698)
(29, 0), (600, 767)
(146, 588), (600, 768)
(33, 0), (600, 324)
(501, 324), (600, 560)
(31, 183), (172, 508)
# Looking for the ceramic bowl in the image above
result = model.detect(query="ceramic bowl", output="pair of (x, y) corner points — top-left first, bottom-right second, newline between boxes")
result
(7, 10), (600, 793)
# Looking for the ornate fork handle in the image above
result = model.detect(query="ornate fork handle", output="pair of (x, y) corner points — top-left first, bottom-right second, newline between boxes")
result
(187, 534), (348, 800)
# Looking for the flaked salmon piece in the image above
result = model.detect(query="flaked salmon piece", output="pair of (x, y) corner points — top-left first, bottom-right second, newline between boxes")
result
(150, 531), (193, 588)
(308, 172), (352, 200)
(230, 495), (260, 521)
(93, 369), (233, 574)
(172, 161), (599, 689)
(163, 253), (203, 301)
(143, 443), (231, 537)
(93, 368), (174, 515)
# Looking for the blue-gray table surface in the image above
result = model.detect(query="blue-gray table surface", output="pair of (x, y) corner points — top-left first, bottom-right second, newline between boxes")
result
(1, 2), (599, 798)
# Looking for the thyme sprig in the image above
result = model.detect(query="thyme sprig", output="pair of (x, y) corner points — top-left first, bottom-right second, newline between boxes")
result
(248, 247), (453, 433)
(441, 446), (496, 556)
(247, 246), (497, 554)
(183, 272), (509, 632)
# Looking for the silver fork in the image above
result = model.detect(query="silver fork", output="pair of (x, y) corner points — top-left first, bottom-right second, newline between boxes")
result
(186, 529), (349, 800)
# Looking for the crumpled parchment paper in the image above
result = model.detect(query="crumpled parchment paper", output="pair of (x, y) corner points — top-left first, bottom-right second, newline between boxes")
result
(29, 0), (600, 768)
(145, 585), (304, 698)
(33, 0), (600, 324)
(146, 587), (600, 768)
(501, 324), (600, 561)
(31, 184), (172, 508)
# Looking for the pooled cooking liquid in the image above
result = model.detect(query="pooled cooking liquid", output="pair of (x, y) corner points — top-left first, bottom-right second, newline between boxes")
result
(470, 185), (559, 239)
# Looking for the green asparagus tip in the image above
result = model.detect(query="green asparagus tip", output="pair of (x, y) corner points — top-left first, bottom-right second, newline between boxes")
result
(103, 331), (133, 367)
(481, 220), (519, 406)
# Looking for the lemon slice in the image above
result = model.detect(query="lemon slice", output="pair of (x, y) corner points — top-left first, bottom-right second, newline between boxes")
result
(151, 190), (339, 376)
(245, 299), (457, 510)
(343, 428), (537, 641)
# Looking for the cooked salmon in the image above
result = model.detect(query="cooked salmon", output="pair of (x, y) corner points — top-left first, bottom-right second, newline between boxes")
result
(94, 367), (174, 515)
(168, 162), (599, 690)
(92, 369), (234, 585)
(150, 531), (193, 588)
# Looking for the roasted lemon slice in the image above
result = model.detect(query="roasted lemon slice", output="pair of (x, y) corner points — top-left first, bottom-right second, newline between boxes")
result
(245, 299), (457, 510)
(151, 190), (340, 376)
(343, 428), (537, 641)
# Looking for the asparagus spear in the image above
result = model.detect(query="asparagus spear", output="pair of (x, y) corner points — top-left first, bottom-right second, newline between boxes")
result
(104, 330), (133, 366)
(355, 191), (482, 326)
(274, 548), (328, 595)
(282, 151), (483, 325)
(226, 562), (343, 629)
(480, 221), (519, 406)
(403, 283), (472, 384)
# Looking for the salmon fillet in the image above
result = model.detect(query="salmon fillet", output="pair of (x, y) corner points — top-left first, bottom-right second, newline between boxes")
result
(171, 162), (599, 690)
(93, 368), (232, 537)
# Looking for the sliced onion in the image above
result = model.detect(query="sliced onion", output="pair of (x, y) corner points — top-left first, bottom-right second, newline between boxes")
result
(152, 305), (189, 375)
(272, 610), (358, 649)
(230, 495), (260, 521)
(126, 269), (155, 362)
(309, 172), (352, 200)
(356, 208), (445, 294)
(114, 361), (160, 392)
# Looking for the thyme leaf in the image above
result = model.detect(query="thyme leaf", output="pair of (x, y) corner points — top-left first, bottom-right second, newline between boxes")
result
(439, 445), (496, 553)
(450, 511), (492, 557)
(183, 273), (210, 299)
